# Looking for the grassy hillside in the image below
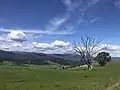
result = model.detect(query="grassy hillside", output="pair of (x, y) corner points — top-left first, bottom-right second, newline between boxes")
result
(0, 62), (120, 90)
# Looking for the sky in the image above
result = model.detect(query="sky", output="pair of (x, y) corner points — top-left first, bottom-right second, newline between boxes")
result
(0, 0), (120, 56)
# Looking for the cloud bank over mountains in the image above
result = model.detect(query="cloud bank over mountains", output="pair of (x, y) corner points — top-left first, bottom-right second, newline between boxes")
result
(0, 30), (73, 54)
(0, 30), (119, 57)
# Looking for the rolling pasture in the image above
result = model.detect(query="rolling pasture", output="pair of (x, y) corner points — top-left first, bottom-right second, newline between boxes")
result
(0, 62), (120, 90)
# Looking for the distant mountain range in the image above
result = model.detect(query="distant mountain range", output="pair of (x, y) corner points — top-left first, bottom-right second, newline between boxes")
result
(111, 57), (120, 61)
(0, 50), (119, 65)
(0, 50), (85, 65)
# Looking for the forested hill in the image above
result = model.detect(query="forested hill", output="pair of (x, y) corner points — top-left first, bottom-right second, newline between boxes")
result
(0, 50), (84, 65)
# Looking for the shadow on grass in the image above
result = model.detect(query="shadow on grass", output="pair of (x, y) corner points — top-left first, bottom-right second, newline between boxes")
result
(54, 84), (61, 87)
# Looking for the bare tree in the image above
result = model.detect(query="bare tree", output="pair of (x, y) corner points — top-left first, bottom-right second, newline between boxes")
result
(74, 36), (107, 70)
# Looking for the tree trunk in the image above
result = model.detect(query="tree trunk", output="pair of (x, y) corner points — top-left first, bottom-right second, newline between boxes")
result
(87, 64), (93, 70)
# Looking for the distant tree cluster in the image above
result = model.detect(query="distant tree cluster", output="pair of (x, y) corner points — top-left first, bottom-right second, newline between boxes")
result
(94, 52), (111, 66)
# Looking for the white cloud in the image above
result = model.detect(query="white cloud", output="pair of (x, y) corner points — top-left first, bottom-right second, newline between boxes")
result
(79, 0), (100, 12)
(32, 42), (120, 57)
(50, 17), (67, 26)
(32, 40), (71, 53)
(31, 40), (73, 54)
(78, 18), (84, 24)
(89, 0), (100, 5)
(107, 44), (120, 51)
(0, 32), (120, 57)
(63, 0), (101, 30)
(114, 0), (120, 8)
(62, 0), (82, 11)
(51, 40), (70, 47)
(8, 31), (27, 42)
(0, 34), (6, 42)
(99, 44), (120, 57)
(32, 42), (51, 49)
(13, 43), (23, 47)
(45, 15), (70, 33)
(46, 0), (102, 34)
(0, 28), (74, 35)
(89, 17), (100, 23)
(0, 30), (74, 54)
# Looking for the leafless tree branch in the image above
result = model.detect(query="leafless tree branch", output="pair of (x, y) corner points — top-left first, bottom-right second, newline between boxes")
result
(73, 36), (107, 70)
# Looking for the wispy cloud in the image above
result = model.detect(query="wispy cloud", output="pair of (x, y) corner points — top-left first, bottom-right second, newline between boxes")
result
(45, 15), (69, 32)
(0, 28), (75, 35)
(54, 0), (102, 34)
(62, 0), (82, 11)
(79, 0), (101, 12)
(114, 0), (120, 8)
(63, 0), (102, 30)
(50, 17), (67, 26)
(89, 17), (100, 23)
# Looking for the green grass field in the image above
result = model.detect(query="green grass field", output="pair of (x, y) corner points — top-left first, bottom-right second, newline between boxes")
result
(0, 62), (120, 90)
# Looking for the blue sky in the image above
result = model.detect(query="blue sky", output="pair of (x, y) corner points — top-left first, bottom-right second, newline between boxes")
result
(0, 0), (120, 56)
(0, 0), (120, 43)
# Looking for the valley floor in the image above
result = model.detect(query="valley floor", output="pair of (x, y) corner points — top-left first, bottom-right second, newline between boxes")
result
(0, 62), (120, 90)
